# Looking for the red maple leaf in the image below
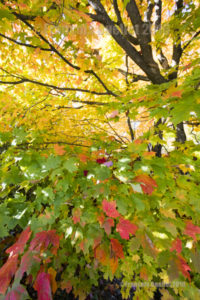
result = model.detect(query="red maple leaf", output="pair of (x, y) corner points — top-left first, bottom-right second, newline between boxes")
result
(54, 144), (66, 156)
(4, 285), (27, 300)
(184, 221), (200, 241)
(102, 199), (120, 218)
(0, 254), (18, 294)
(34, 272), (52, 300)
(177, 255), (191, 281)
(96, 157), (107, 164)
(110, 238), (124, 259)
(116, 218), (138, 240)
(30, 230), (60, 255)
(103, 218), (114, 235)
(6, 226), (32, 255)
(134, 174), (157, 195)
(72, 208), (81, 224)
(170, 238), (182, 254)
(15, 251), (37, 280)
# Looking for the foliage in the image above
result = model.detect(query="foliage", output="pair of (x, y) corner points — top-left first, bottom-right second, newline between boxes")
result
(0, 0), (200, 299)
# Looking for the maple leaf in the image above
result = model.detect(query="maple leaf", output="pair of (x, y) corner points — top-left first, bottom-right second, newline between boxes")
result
(30, 230), (60, 255)
(109, 256), (118, 274)
(61, 280), (72, 294)
(108, 110), (119, 118)
(103, 218), (115, 235)
(34, 272), (52, 300)
(140, 266), (148, 280)
(177, 255), (191, 281)
(94, 244), (108, 265)
(15, 251), (36, 280)
(171, 90), (183, 98)
(102, 199), (120, 218)
(0, 254), (18, 294)
(110, 238), (124, 259)
(78, 153), (88, 163)
(184, 221), (200, 241)
(72, 208), (81, 224)
(6, 226), (32, 255)
(96, 157), (107, 164)
(134, 174), (157, 195)
(103, 218), (114, 235)
(54, 144), (66, 156)
(116, 218), (138, 240)
(48, 267), (57, 294)
(170, 238), (182, 254)
(97, 213), (105, 225)
(4, 285), (28, 300)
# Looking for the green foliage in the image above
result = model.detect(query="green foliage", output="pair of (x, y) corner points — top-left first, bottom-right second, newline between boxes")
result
(0, 0), (200, 299)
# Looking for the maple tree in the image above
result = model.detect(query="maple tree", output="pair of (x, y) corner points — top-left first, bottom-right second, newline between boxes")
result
(0, 0), (200, 299)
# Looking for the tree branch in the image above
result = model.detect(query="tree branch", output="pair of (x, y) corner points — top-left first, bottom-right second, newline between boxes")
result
(0, 33), (51, 51)
(182, 30), (200, 52)
(169, 0), (184, 80)
(126, 110), (134, 141)
(88, 0), (166, 84)
(113, 0), (139, 45)
(117, 68), (150, 82)
(13, 12), (116, 96)
(145, 0), (154, 23)
(0, 75), (110, 95)
(154, 0), (169, 69)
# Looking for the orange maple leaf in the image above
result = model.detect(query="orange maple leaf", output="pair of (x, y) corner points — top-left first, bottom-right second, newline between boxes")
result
(110, 238), (124, 259)
(54, 144), (66, 156)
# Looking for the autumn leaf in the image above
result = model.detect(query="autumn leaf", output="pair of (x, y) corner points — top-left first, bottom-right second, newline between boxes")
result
(0, 254), (18, 294)
(96, 157), (107, 164)
(72, 208), (81, 224)
(109, 256), (118, 274)
(134, 174), (157, 195)
(102, 199), (120, 218)
(34, 272), (52, 300)
(140, 266), (148, 280)
(108, 110), (119, 118)
(30, 230), (60, 255)
(170, 238), (182, 254)
(94, 244), (108, 265)
(6, 226), (32, 255)
(61, 280), (72, 294)
(171, 90), (183, 98)
(4, 285), (28, 300)
(78, 153), (88, 163)
(177, 255), (191, 281)
(15, 251), (36, 280)
(103, 218), (114, 235)
(184, 221), (200, 241)
(54, 144), (66, 156)
(110, 238), (124, 259)
(116, 218), (138, 240)
(48, 267), (57, 294)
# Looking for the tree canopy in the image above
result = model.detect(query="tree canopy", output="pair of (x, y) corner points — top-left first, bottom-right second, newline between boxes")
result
(0, 0), (200, 299)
